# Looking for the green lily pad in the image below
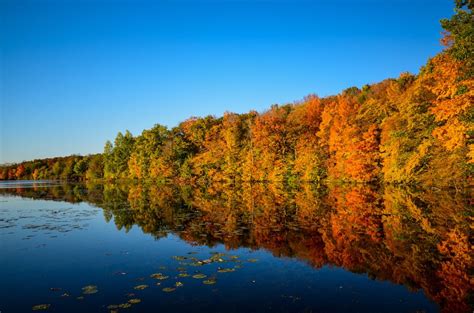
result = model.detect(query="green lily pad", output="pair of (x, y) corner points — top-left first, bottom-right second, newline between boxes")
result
(81, 285), (98, 295)
(172, 256), (187, 261)
(32, 304), (50, 311)
(133, 284), (148, 290)
(118, 303), (132, 309)
(178, 273), (190, 278)
(150, 273), (169, 280)
(217, 268), (236, 273)
(175, 281), (184, 287)
(210, 253), (226, 262)
(192, 273), (207, 279)
(203, 279), (217, 285)
(162, 287), (176, 292)
(128, 298), (141, 304)
(189, 261), (204, 266)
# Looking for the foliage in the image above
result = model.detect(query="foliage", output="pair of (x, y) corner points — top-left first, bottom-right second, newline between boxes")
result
(1, 0), (472, 187)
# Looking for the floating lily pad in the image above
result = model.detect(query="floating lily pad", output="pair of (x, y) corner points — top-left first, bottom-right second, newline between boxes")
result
(81, 285), (98, 295)
(32, 304), (50, 311)
(128, 298), (141, 304)
(172, 256), (187, 261)
(178, 273), (190, 278)
(118, 303), (132, 309)
(192, 273), (207, 279)
(217, 268), (235, 273)
(133, 284), (148, 290)
(210, 253), (226, 262)
(203, 279), (217, 285)
(162, 287), (176, 292)
(150, 273), (169, 280)
(175, 281), (183, 287)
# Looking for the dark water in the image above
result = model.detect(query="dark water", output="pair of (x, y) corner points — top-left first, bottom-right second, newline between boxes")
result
(0, 181), (472, 313)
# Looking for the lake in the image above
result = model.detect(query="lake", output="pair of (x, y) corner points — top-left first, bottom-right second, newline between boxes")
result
(0, 181), (471, 313)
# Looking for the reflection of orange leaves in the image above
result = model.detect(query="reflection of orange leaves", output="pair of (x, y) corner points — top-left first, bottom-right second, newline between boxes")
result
(436, 228), (473, 313)
(437, 228), (470, 263)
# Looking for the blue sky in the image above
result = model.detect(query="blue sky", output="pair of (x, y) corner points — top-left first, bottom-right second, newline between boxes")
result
(1, 0), (453, 163)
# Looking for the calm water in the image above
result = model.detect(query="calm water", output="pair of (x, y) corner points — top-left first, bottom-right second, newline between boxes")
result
(0, 181), (472, 313)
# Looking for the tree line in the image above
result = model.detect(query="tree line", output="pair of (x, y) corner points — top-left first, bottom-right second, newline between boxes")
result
(2, 0), (473, 187)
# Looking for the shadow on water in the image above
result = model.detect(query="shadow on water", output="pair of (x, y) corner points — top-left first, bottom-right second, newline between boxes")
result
(0, 181), (472, 313)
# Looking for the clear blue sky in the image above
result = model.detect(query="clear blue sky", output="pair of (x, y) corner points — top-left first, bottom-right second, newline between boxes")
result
(1, 0), (454, 164)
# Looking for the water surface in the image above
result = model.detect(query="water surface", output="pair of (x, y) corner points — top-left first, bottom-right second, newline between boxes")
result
(0, 181), (471, 312)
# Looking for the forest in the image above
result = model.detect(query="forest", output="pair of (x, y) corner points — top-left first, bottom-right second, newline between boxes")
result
(1, 0), (473, 187)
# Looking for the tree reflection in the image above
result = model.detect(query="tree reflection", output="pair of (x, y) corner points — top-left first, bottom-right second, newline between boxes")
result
(1, 182), (471, 313)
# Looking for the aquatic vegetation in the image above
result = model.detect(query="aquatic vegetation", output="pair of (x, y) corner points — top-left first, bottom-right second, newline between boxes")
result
(162, 287), (176, 292)
(150, 273), (169, 280)
(175, 281), (184, 287)
(192, 273), (207, 279)
(217, 268), (236, 273)
(178, 273), (190, 278)
(133, 284), (148, 290)
(32, 304), (51, 311)
(81, 285), (98, 295)
(172, 255), (187, 261)
(118, 303), (132, 309)
(203, 279), (217, 285)
(128, 298), (141, 304)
